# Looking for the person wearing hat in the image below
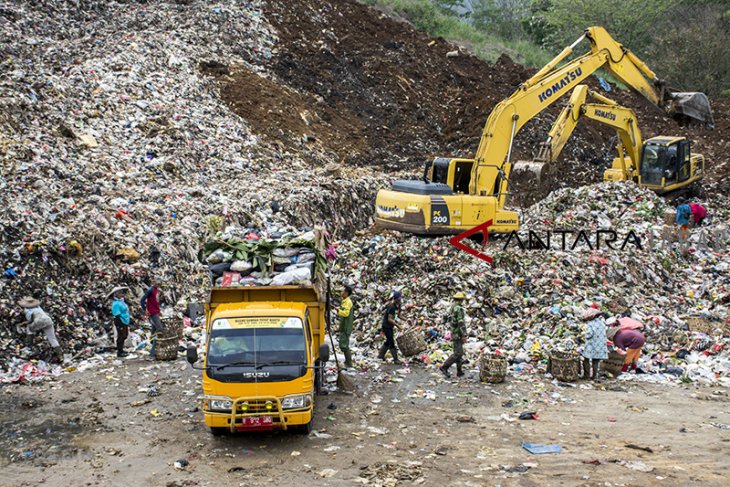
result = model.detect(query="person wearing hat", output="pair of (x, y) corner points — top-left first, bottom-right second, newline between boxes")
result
(18, 297), (63, 363)
(140, 279), (162, 358)
(581, 308), (608, 380)
(378, 290), (403, 364)
(440, 291), (467, 378)
(675, 196), (692, 240)
(111, 287), (131, 358)
(337, 285), (355, 369)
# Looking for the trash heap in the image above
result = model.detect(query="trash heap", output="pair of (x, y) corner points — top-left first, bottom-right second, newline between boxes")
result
(0, 0), (383, 373)
(331, 182), (729, 385)
(201, 225), (327, 288)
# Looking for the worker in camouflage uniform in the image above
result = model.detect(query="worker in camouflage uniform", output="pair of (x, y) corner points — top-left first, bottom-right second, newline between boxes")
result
(440, 291), (467, 378)
(337, 285), (355, 369)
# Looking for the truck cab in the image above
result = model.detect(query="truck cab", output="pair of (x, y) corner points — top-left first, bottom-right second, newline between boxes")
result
(188, 286), (328, 435)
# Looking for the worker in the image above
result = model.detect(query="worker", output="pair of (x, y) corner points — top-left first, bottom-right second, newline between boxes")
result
(140, 279), (162, 358)
(18, 296), (63, 363)
(675, 196), (692, 240)
(378, 290), (403, 365)
(440, 291), (467, 378)
(690, 201), (708, 226)
(608, 321), (646, 373)
(581, 308), (608, 380)
(337, 285), (355, 369)
(111, 287), (131, 358)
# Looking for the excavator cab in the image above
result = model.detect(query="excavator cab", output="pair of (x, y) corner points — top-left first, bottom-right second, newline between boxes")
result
(424, 157), (474, 194)
(638, 137), (702, 193)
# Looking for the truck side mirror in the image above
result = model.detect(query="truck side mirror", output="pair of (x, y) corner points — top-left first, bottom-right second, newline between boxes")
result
(186, 346), (199, 364)
(319, 344), (330, 363)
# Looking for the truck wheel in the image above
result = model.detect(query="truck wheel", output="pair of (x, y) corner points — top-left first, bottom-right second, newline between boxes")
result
(292, 421), (312, 435)
(314, 360), (324, 394)
(210, 427), (228, 436)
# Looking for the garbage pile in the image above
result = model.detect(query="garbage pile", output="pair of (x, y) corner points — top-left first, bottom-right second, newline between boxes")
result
(201, 225), (327, 288)
(0, 0), (385, 373)
(331, 182), (729, 385)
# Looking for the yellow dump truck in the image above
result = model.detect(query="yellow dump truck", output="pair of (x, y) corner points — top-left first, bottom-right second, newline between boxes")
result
(187, 284), (329, 435)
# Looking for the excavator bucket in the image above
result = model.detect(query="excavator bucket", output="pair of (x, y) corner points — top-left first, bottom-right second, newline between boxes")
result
(671, 92), (715, 128)
(510, 160), (557, 207)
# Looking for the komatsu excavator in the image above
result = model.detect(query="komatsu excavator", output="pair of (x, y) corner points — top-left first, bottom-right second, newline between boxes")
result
(374, 27), (714, 235)
(511, 85), (705, 203)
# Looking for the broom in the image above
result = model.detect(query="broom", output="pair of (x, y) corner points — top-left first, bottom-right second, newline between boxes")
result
(326, 279), (356, 392)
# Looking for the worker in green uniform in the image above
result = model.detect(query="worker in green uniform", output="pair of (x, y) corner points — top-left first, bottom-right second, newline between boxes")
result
(440, 291), (467, 378)
(337, 285), (355, 369)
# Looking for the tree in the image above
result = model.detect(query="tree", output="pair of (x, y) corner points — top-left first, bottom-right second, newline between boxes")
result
(470, 0), (531, 40)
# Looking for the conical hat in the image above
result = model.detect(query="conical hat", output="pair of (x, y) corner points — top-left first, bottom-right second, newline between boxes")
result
(18, 296), (40, 308)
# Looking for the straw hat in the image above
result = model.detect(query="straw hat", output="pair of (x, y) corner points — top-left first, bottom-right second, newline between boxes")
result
(108, 286), (129, 298)
(18, 296), (40, 308)
(582, 308), (604, 320)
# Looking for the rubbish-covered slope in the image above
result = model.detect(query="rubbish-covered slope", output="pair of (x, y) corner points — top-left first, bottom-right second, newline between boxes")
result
(0, 0), (381, 363)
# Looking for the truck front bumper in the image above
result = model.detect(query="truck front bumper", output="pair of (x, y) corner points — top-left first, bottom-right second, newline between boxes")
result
(203, 395), (313, 432)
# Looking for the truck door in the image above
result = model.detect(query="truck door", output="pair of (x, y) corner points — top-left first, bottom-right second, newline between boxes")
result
(677, 140), (691, 182)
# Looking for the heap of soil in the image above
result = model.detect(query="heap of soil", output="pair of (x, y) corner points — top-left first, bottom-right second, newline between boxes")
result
(220, 0), (729, 194)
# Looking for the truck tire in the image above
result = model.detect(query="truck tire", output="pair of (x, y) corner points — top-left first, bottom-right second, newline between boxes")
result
(292, 421), (313, 435)
(210, 427), (228, 436)
(314, 360), (324, 394)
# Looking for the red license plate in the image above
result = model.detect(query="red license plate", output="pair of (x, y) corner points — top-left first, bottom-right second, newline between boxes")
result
(240, 416), (273, 427)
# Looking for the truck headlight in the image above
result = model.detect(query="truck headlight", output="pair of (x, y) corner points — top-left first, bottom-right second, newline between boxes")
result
(281, 394), (312, 410)
(205, 397), (233, 412)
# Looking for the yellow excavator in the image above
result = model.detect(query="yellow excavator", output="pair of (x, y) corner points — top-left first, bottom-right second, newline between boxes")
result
(511, 84), (705, 203)
(374, 26), (714, 235)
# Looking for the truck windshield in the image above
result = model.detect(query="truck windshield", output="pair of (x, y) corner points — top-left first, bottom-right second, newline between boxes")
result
(207, 316), (307, 368)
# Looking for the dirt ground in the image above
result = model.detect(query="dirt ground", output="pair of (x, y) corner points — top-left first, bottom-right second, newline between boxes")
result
(2, 354), (728, 487)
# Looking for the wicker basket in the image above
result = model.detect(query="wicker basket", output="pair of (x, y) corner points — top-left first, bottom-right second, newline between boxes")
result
(396, 329), (427, 357)
(547, 351), (580, 382)
(602, 351), (625, 377)
(479, 353), (507, 383)
(155, 336), (180, 361)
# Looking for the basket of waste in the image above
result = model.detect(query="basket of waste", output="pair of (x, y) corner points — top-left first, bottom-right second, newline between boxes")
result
(155, 336), (180, 361)
(602, 351), (625, 377)
(155, 320), (181, 361)
(160, 318), (183, 340)
(547, 351), (580, 382)
(396, 329), (427, 357)
(479, 353), (507, 383)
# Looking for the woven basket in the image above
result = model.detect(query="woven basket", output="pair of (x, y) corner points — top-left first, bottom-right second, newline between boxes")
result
(602, 351), (625, 377)
(161, 318), (183, 340)
(547, 351), (580, 382)
(479, 353), (507, 383)
(155, 336), (179, 361)
(396, 329), (427, 357)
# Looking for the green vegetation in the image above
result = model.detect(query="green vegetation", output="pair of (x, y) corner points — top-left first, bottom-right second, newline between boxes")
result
(360, 0), (553, 67)
(361, 0), (730, 96)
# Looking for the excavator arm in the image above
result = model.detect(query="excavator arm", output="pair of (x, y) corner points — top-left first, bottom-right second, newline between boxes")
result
(522, 84), (643, 177)
(471, 26), (713, 207)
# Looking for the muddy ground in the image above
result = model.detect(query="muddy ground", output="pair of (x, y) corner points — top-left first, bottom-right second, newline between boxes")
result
(2, 354), (728, 487)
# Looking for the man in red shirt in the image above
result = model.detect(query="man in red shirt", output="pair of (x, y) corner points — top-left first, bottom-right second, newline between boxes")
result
(689, 202), (707, 226)
(140, 280), (162, 358)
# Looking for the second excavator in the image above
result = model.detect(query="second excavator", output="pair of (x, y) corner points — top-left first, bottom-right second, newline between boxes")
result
(511, 85), (705, 205)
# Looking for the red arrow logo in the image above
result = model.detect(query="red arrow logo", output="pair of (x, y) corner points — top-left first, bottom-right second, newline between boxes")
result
(449, 220), (493, 264)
